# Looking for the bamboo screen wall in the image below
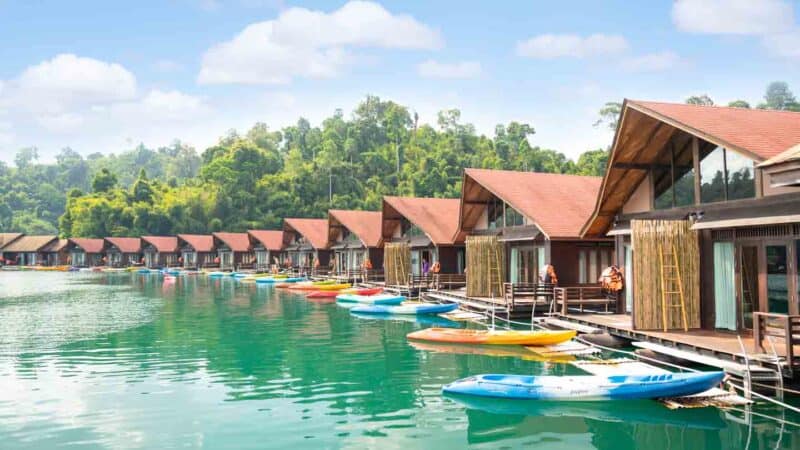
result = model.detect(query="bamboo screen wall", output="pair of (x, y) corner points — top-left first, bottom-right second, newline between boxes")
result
(383, 242), (410, 286)
(631, 219), (701, 330)
(466, 235), (506, 297)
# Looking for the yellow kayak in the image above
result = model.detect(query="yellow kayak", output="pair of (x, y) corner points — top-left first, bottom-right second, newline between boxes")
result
(289, 283), (351, 291)
(406, 328), (576, 346)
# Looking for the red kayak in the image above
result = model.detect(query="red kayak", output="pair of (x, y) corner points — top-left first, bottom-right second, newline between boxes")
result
(341, 287), (383, 296)
(306, 291), (340, 298)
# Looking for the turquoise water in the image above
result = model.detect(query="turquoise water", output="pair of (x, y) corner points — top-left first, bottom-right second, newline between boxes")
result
(0, 272), (797, 449)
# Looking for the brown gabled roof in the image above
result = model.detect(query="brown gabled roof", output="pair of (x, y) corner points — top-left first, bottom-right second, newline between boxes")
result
(69, 238), (105, 253)
(582, 99), (800, 237)
(328, 210), (383, 248)
(177, 234), (215, 252)
(628, 100), (800, 161)
(2, 235), (57, 252)
(382, 196), (462, 245)
(41, 239), (69, 252)
(105, 237), (142, 253)
(212, 232), (251, 252)
(759, 143), (800, 168)
(247, 230), (284, 251)
(283, 218), (329, 249)
(0, 233), (23, 249)
(141, 236), (179, 253)
(461, 169), (601, 239)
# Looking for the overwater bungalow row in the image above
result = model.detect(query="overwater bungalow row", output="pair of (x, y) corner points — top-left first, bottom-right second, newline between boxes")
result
(212, 232), (254, 271)
(247, 230), (285, 272)
(568, 100), (800, 375)
(0, 235), (60, 266)
(282, 218), (331, 273)
(141, 236), (180, 269)
(67, 238), (105, 267)
(103, 237), (142, 267)
(328, 209), (383, 279)
(177, 234), (216, 269)
(381, 196), (466, 289)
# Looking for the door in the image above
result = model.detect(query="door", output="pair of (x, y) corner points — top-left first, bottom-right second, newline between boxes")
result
(411, 250), (420, 276)
(624, 245), (633, 314)
(739, 244), (759, 329)
(766, 243), (790, 314)
(713, 242), (736, 330)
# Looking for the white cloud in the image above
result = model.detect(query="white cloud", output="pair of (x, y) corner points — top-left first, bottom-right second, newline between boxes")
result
(516, 33), (628, 59)
(762, 30), (800, 60)
(198, 0), (443, 85)
(153, 59), (184, 73)
(110, 89), (209, 122)
(416, 60), (481, 79)
(672, 0), (795, 35)
(10, 53), (137, 115)
(621, 51), (683, 72)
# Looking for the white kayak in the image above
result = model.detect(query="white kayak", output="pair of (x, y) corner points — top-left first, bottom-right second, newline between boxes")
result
(350, 303), (458, 315)
(335, 293), (405, 305)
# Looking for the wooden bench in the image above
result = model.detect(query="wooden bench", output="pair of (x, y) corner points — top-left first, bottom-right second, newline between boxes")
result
(555, 286), (617, 315)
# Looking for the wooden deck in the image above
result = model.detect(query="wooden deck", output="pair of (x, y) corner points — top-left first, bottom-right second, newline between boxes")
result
(425, 288), (549, 318)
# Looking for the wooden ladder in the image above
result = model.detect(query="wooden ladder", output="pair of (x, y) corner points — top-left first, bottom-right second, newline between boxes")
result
(486, 243), (503, 299)
(659, 243), (688, 332)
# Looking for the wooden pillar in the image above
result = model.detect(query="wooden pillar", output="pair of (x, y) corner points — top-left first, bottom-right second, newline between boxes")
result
(692, 136), (701, 205)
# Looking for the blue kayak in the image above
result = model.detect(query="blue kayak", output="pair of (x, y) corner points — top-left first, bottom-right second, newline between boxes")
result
(442, 372), (724, 401)
(350, 303), (458, 315)
(335, 293), (404, 305)
(255, 277), (305, 284)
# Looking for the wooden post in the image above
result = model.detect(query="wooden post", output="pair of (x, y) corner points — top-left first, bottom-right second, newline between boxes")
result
(692, 136), (701, 205)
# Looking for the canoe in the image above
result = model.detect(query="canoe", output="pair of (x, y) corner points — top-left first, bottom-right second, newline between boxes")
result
(256, 277), (304, 284)
(290, 283), (350, 291)
(408, 341), (574, 363)
(350, 302), (458, 315)
(406, 328), (576, 346)
(335, 293), (405, 305)
(207, 272), (226, 278)
(306, 291), (341, 298)
(442, 371), (725, 401)
(340, 287), (383, 296)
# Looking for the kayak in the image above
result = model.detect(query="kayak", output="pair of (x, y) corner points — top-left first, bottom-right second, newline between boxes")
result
(442, 371), (725, 401)
(408, 341), (574, 363)
(256, 277), (305, 284)
(207, 272), (226, 278)
(306, 291), (341, 298)
(290, 283), (351, 291)
(340, 287), (383, 296)
(312, 280), (336, 285)
(406, 328), (576, 346)
(232, 273), (249, 278)
(336, 293), (405, 305)
(350, 302), (458, 315)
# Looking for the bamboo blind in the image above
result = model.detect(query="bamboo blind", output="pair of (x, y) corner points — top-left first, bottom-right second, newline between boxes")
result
(466, 235), (505, 298)
(631, 219), (700, 330)
(383, 242), (410, 286)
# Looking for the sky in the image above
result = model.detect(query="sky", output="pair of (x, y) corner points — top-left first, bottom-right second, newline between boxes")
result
(0, 0), (799, 164)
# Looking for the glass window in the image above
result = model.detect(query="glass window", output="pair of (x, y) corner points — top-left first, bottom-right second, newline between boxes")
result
(653, 144), (695, 209)
(487, 199), (503, 229)
(653, 165), (674, 210)
(726, 150), (756, 201)
(505, 206), (525, 227)
(673, 166), (695, 207)
(766, 245), (789, 314)
(578, 250), (587, 284)
(701, 146), (727, 203)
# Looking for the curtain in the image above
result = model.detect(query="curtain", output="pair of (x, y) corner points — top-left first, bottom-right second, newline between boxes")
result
(510, 247), (520, 284)
(714, 242), (737, 330)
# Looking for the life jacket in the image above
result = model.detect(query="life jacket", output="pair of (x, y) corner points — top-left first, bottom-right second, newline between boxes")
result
(364, 259), (373, 270)
(431, 261), (441, 274)
(600, 266), (624, 292)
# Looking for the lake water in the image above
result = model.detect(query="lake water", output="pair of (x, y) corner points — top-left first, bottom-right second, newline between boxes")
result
(0, 271), (797, 449)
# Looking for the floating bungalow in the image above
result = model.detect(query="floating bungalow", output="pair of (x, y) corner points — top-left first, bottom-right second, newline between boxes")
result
(0, 233), (24, 263)
(177, 234), (216, 269)
(247, 230), (285, 272)
(282, 218), (331, 272)
(573, 100), (800, 376)
(381, 196), (465, 288)
(41, 239), (69, 266)
(141, 236), (179, 268)
(103, 237), (142, 267)
(0, 235), (58, 266)
(67, 238), (105, 267)
(328, 209), (383, 277)
(212, 232), (253, 271)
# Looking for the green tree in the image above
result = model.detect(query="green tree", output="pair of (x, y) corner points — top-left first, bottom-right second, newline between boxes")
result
(92, 168), (118, 193)
(758, 81), (800, 111)
(727, 100), (751, 108)
(593, 102), (622, 131)
(686, 95), (714, 106)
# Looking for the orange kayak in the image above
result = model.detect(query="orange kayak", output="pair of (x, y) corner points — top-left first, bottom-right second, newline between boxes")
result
(289, 283), (351, 291)
(339, 287), (383, 296)
(406, 328), (576, 346)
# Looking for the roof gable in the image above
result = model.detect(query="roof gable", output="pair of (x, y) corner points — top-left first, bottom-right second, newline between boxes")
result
(2, 235), (57, 252)
(382, 196), (462, 245)
(141, 236), (179, 253)
(105, 237), (142, 253)
(461, 169), (602, 239)
(177, 234), (215, 252)
(212, 232), (251, 252)
(0, 233), (23, 249)
(69, 238), (105, 253)
(247, 230), (284, 251)
(328, 210), (383, 248)
(283, 218), (329, 249)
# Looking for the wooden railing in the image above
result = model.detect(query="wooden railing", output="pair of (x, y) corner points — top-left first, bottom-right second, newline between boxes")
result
(502, 283), (554, 310)
(754, 312), (800, 366)
(555, 286), (617, 315)
(409, 273), (466, 291)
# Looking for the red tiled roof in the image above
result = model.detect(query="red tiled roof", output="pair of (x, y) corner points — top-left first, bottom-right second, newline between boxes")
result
(2, 235), (57, 252)
(141, 236), (179, 253)
(463, 169), (602, 239)
(41, 239), (69, 252)
(213, 232), (251, 252)
(284, 218), (329, 249)
(177, 234), (215, 252)
(629, 100), (800, 160)
(69, 238), (105, 254)
(329, 210), (383, 247)
(383, 196), (461, 245)
(105, 237), (141, 253)
(247, 230), (284, 251)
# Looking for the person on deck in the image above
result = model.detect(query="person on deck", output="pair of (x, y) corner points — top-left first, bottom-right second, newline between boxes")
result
(540, 264), (559, 286)
(422, 258), (430, 276)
